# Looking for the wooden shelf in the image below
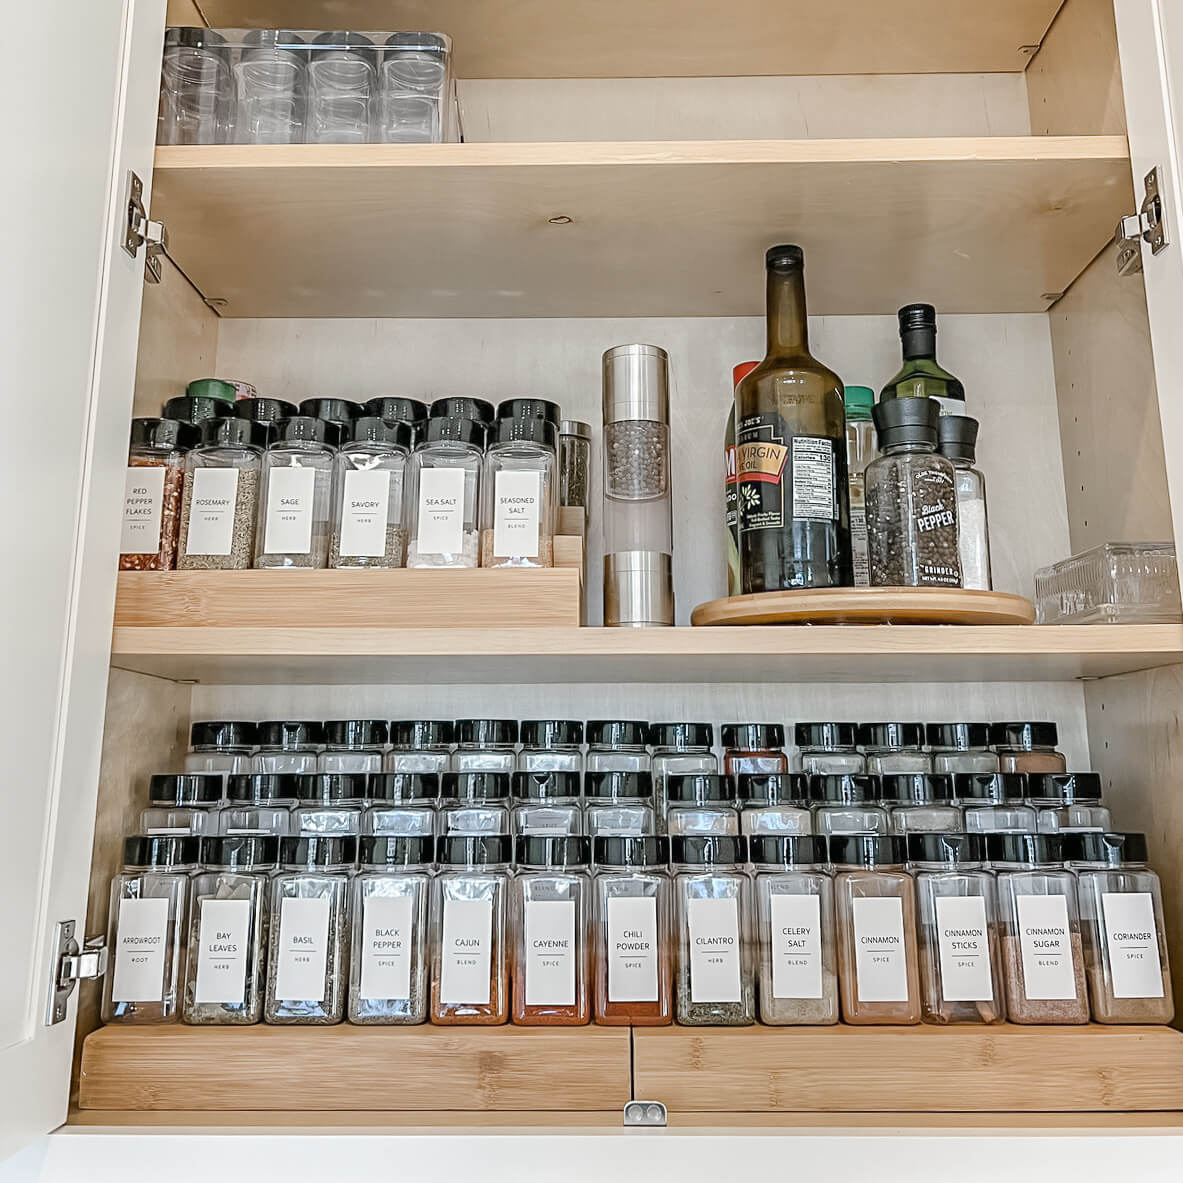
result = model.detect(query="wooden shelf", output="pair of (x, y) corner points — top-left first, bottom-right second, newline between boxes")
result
(152, 137), (1130, 319)
(191, 0), (1062, 78)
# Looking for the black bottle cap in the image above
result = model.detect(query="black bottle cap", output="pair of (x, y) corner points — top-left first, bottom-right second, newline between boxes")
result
(795, 722), (857, 749)
(129, 416), (197, 450)
(225, 773), (301, 804)
(515, 834), (590, 869)
(162, 395), (234, 425)
(952, 772), (1028, 804)
(989, 721), (1059, 749)
(366, 772), (440, 803)
(164, 26), (229, 54)
(311, 30), (377, 67)
(736, 772), (810, 807)
(666, 773), (736, 805)
(364, 396), (429, 424)
(984, 832), (1064, 866)
(520, 719), (584, 747)
(878, 773), (955, 806)
(437, 834), (512, 866)
(359, 835), (434, 868)
(256, 720), (324, 749)
(293, 773), (368, 803)
(513, 771), (581, 801)
(148, 773), (224, 806)
(349, 416), (412, 448)
(809, 773), (881, 805)
(671, 835), (747, 866)
(272, 415), (328, 445)
(1062, 831), (1148, 866)
(421, 415), (484, 447)
(323, 719), (389, 748)
(766, 244), (804, 270)
(898, 303), (937, 333)
(872, 397), (940, 449)
(199, 835), (278, 869)
(829, 834), (907, 868)
(906, 832), (986, 866)
(592, 835), (668, 868)
(491, 415), (557, 449)
(647, 722), (714, 749)
(198, 415), (270, 449)
(440, 771), (512, 802)
(123, 834), (201, 868)
(585, 771), (653, 800)
(937, 415), (980, 463)
(391, 719), (454, 748)
(721, 723), (785, 750)
(279, 835), (357, 868)
(408, 418), (429, 446)
(587, 719), (649, 747)
(299, 397), (363, 424)
(926, 722), (990, 750)
(190, 720), (256, 749)
(429, 396), (494, 423)
(496, 398), (562, 426)
(749, 834), (829, 868)
(856, 722), (926, 750)
(1026, 772), (1104, 804)
(233, 396), (298, 424)
(455, 718), (519, 746)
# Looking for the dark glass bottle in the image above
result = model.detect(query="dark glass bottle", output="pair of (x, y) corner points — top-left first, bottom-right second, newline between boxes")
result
(881, 304), (966, 416)
(736, 245), (852, 593)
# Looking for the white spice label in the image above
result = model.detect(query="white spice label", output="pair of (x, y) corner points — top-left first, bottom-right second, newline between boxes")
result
(769, 893), (823, 999)
(492, 470), (542, 557)
(439, 897), (493, 1004)
(852, 896), (910, 1003)
(934, 895), (994, 1002)
(416, 467), (466, 555)
(110, 897), (170, 1002)
(120, 466), (165, 554)
(607, 896), (659, 1002)
(193, 898), (251, 1005)
(1101, 892), (1164, 999)
(262, 465), (316, 555)
(790, 436), (837, 522)
(524, 898), (576, 1006)
(273, 896), (330, 1002)
(359, 894), (414, 1001)
(1016, 893), (1077, 1000)
(337, 469), (391, 558)
(183, 468), (240, 556)
(688, 896), (742, 1003)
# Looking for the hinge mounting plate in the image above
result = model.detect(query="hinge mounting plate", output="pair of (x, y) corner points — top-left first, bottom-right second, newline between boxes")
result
(45, 920), (108, 1026)
(1117, 167), (1169, 276)
(123, 170), (168, 283)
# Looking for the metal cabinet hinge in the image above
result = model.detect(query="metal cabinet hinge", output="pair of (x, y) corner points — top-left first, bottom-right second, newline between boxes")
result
(45, 920), (108, 1026)
(123, 170), (168, 283)
(1116, 167), (1169, 276)
(623, 1100), (667, 1127)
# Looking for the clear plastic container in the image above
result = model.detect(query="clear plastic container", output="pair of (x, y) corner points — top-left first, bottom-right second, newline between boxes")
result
(452, 719), (519, 774)
(721, 723), (788, 777)
(142, 774), (223, 836)
(649, 723), (717, 821)
(254, 417), (334, 569)
(857, 722), (930, 775)
(376, 32), (454, 143)
(253, 720), (323, 776)
(938, 416), (992, 591)
(737, 773), (812, 837)
(926, 722), (998, 775)
(480, 417), (557, 568)
(990, 721), (1067, 775)
(439, 772), (512, 836)
(119, 417), (194, 571)
(232, 29), (306, 144)
(1028, 772), (1112, 834)
(586, 720), (651, 775)
(307, 31), (377, 143)
(954, 773), (1036, 834)
(291, 773), (367, 838)
(216, 773), (296, 836)
(810, 774), (889, 838)
(513, 771), (583, 837)
(881, 773), (962, 836)
(364, 773), (439, 839)
(328, 418), (410, 569)
(795, 722), (864, 775)
(319, 719), (388, 775)
(407, 417), (483, 568)
(519, 720), (584, 775)
(387, 719), (453, 775)
(1034, 542), (1180, 624)
(158, 27), (234, 145)
(665, 774), (739, 837)
(585, 772), (657, 841)
(184, 720), (255, 787)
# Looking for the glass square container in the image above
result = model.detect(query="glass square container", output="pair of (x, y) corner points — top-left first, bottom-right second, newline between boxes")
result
(1034, 542), (1180, 624)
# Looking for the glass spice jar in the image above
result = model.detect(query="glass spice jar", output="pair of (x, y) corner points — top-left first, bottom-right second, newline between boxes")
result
(954, 773), (1036, 834)
(857, 721), (930, 775)
(585, 771), (657, 841)
(215, 773), (297, 836)
(406, 416), (483, 568)
(233, 396), (298, 426)
(810, 774), (889, 838)
(989, 833), (1089, 1024)
(254, 416), (334, 569)
(721, 723), (788, 777)
(328, 417), (411, 569)
(291, 772), (367, 837)
(831, 834), (922, 1025)
(439, 771), (512, 836)
(666, 774), (740, 837)
(649, 723), (718, 822)
(183, 835), (277, 1025)
(429, 396), (495, 426)
(253, 719), (323, 776)
(496, 398), (561, 427)
(102, 836), (199, 1024)
(298, 398), (363, 446)
(751, 834), (838, 1025)
(480, 416), (558, 567)
(431, 834), (512, 1025)
(795, 722), (864, 775)
(142, 774), (224, 836)
(1028, 772), (1112, 834)
(881, 773), (962, 835)
(387, 719), (454, 775)
(163, 390), (234, 423)
(512, 835), (592, 1026)
(671, 835), (756, 1026)
(184, 719), (256, 787)
(119, 417), (194, 570)
(926, 722), (998, 775)
(937, 414), (993, 592)
(908, 832), (1006, 1025)
(319, 719), (388, 775)
(265, 836), (355, 1025)
(519, 720), (584, 774)
(1066, 832), (1174, 1024)
(737, 773), (812, 837)
(349, 835), (433, 1025)
(592, 835), (673, 1026)
(513, 771), (584, 837)
(989, 721), (1067, 775)
(452, 718), (519, 774)
(364, 396), (428, 431)
(364, 772), (439, 839)
(586, 720), (651, 774)
(559, 419), (591, 528)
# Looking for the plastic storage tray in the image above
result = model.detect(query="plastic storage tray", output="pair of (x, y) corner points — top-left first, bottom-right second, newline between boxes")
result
(158, 28), (457, 146)
(1034, 542), (1181, 624)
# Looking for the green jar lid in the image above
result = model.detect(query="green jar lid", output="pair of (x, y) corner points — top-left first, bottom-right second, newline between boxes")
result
(844, 385), (875, 420)
(185, 377), (237, 403)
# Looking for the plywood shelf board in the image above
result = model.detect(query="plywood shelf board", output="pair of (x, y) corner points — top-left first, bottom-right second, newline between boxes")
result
(152, 137), (1130, 319)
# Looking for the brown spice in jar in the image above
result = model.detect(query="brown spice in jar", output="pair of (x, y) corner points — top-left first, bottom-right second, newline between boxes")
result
(594, 947), (672, 1026)
(480, 530), (555, 569)
(998, 751), (1067, 774)
(429, 964), (508, 1025)
(120, 455), (183, 570)
(1002, 931), (1088, 1023)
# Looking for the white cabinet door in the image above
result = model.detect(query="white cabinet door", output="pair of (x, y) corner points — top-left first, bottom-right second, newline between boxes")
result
(0, 0), (164, 1161)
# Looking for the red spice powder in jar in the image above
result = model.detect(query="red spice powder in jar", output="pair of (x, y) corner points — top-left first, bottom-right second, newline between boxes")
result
(722, 723), (789, 777)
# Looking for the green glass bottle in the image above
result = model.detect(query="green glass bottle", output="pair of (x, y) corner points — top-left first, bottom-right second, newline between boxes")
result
(881, 304), (966, 416)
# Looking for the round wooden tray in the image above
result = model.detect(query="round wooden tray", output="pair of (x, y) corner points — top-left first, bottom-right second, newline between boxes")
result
(691, 587), (1036, 626)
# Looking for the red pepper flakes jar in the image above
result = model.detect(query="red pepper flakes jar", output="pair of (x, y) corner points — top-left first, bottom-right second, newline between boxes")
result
(118, 417), (195, 570)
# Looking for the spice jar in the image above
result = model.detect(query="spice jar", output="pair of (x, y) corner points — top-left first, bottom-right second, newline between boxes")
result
(831, 834), (922, 1024)
(954, 773), (1036, 834)
(250, 719), (320, 775)
(512, 835), (592, 1026)
(938, 415), (993, 591)
(452, 718), (519, 773)
(927, 722), (998, 775)
(881, 773), (962, 835)
(183, 835), (276, 1025)
(722, 723), (788, 776)
(1029, 773), (1112, 834)
(519, 719), (584, 774)
(233, 396), (297, 426)
(496, 398), (561, 426)
(513, 771), (583, 837)
(592, 835), (673, 1025)
(671, 835), (755, 1026)
(102, 836), (199, 1024)
(866, 397), (962, 588)
(349, 835), (433, 1025)
(737, 773), (812, 837)
(388, 719), (453, 775)
(751, 834), (838, 1025)
(142, 774), (223, 836)
(216, 773), (296, 836)
(810, 774), (889, 837)
(439, 771), (512, 835)
(254, 416), (334, 568)
(431, 834), (512, 1025)
(291, 772), (367, 837)
(650, 722), (718, 824)
(857, 722), (930, 775)
(364, 772), (439, 838)
(480, 416), (557, 567)
(908, 832), (1005, 1025)
(298, 398), (363, 446)
(795, 722), (864, 775)
(319, 719), (388, 774)
(559, 419), (591, 527)
(1066, 832), (1174, 1024)
(666, 774), (739, 837)
(989, 833), (1089, 1024)
(364, 396), (428, 428)
(119, 417), (194, 570)
(184, 720), (256, 786)
(429, 396), (495, 426)
(265, 835), (354, 1025)
(990, 721), (1067, 774)
(407, 416), (483, 567)
(586, 719), (651, 774)
(585, 771), (657, 840)
(328, 417), (411, 569)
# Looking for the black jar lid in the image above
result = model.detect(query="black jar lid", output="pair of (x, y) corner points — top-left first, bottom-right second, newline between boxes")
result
(878, 773), (955, 805)
(190, 719), (256, 749)
(647, 722), (714, 749)
(514, 771), (581, 801)
(349, 416), (412, 449)
(795, 722), (857, 749)
(592, 834), (668, 868)
(585, 771), (653, 800)
(749, 833), (829, 868)
(490, 415), (558, 450)
(440, 771), (512, 801)
(670, 834), (747, 866)
(367, 772), (440, 803)
(148, 773), (224, 806)
(586, 719), (649, 747)
(952, 772), (1028, 804)
(293, 773), (368, 803)
(129, 416), (197, 450)
(872, 396), (940, 449)
(666, 773), (736, 806)
(985, 832), (1064, 866)
(225, 773), (301, 804)
(256, 719), (324, 749)
(421, 415), (485, 447)
(364, 396), (428, 424)
(271, 415), (329, 445)
(359, 834), (434, 868)
(279, 835), (357, 868)
(989, 721), (1059, 749)
(496, 398), (561, 425)
(1062, 831), (1148, 866)
(198, 415), (270, 449)
(855, 721), (925, 749)
(298, 397), (364, 425)
(736, 772), (810, 807)
(937, 415), (980, 463)
(123, 834), (201, 868)
(323, 719), (389, 748)
(437, 833), (512, 866)
(520, 719), (584, 747)
(809, 773), (881, 805)
(164, 26), (230, 54)
(721, 723), (785, 750)
(429, 396), (494, 423)
(455, 718), (519, 746)
(1026, 772), (1103, 804)
(906, 832), (986, 866)
(926, 722), (991, 750)
(234, 396), (298, 423)
(516, 834), (590, 869)
(200, 834), (278, 870)
(162, 395), (235, 424)
(829, 834), (908, 868)
(391, 719), (454, 748)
